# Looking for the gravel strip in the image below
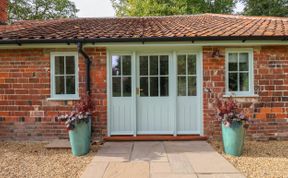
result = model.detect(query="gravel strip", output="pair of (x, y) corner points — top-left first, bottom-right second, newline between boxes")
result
(210, 140), (288, 178)
(0, 141), (98, 178)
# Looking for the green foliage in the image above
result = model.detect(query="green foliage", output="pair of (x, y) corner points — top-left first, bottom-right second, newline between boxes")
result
(241, 0), (288, 17)
(9, 0), (79, 21)
(111, 0), (238, 16)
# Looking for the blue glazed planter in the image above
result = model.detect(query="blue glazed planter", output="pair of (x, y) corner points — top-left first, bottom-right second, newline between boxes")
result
(69, 119), (91, 156)
(221, 121), (245, 156)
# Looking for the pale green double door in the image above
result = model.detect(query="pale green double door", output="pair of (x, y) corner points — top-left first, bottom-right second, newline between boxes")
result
(109, 52), (201, 136)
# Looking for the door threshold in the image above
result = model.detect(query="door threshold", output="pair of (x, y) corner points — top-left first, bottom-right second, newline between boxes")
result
(104, 135), (208, 141)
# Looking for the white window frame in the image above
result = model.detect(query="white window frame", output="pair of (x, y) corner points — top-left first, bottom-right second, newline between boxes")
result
(49, 52), (79, 100)
(225, 48), (255, 97)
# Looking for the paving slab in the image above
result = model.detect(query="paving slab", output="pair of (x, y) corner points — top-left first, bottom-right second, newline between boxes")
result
(98, 142), (133, 154)
(197, 173), (246, 178)
(131, 142), (168, 162)
(80, 162), (109, 178)
(91, 153), (130, 162)
(150, 162), (172, 173)
(81, 141), (245, 178)
(103, 162), (149, 178)
(151, 173), (198, 178)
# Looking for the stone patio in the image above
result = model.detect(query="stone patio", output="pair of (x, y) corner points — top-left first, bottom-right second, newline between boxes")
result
(81, 141), (245, 178)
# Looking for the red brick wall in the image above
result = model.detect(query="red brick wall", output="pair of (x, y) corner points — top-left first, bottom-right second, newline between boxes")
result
(0, 47), (107, 140)
(0, 0), (8, 24)
(203, 46), (288, 140)
(0, 45), (287, 141)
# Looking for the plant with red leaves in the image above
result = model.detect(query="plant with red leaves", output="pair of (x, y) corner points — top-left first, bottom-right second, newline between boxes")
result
(213, 96), (251, 128)
(56, 95), (94, 130)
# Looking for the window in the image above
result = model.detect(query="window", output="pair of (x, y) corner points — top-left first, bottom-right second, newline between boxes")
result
(112, 55), (132, 97)
(139, 55), (169, 97)
(226, 49), (254, 96)
(177, 54), (197, 96)
(50, 52), (79, 100)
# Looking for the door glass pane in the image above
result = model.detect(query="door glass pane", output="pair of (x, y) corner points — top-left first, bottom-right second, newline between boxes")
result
(112, 77), (121, 97)
(150, 56), (158, 75)
(240, 73), (249, 91)
(123, 77), (131, 96)
(55, 56), (64, 74)
(178, 77), (186, 96)
(239, 53), (249, 71)
(228, 53), (238, 71)
(122, 56), (131, 75)
(140, 56), (148, 75)
(187, 55), (196, 75)
(66, 76), (75, 94)
(55, 76), (65, 94)
(160, 55), (169, 75)
(229, 73), (238, 91)
(188, 76), (197, 96)
(177, 55), (186, 75)
(112, 56), (121, 76)
(150, 77), (158, 96)
(140, 77), (148, 96)
(160, 77), (169, 96)
(66, 56), (75, 74)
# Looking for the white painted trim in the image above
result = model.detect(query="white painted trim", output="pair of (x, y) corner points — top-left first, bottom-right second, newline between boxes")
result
(106, 50), (111, 137)
(110, 131), (134, 135)
(137, 131), (174, 135)
(132, 51), (137, 137)
(49, 52), (79, 100)
(0, 40), (287, 49)
(172, 51), (177, 136)
(198, 48), (204, 136)
(225, 48), (255, 97)
(177, 131), (201, 135)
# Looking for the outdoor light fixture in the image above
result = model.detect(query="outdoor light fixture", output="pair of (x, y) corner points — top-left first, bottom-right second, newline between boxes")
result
(212, 49), (223, 58)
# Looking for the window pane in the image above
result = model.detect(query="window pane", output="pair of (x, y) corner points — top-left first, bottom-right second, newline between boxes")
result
(228, 53), (238, 71)
(122, 56), (131, 75)
(177, 55), (186, 75)
(188, 76), (197, 96)
(66, 76), (75, 94)
(187, 55), (196, 75)
(239, 53), (249, 71)
(229, 73), (238, 91)
(55, 76), (65, 94)
(112, 77), (121, 97)
(140, 77), (148, 96)
(178, 77), (186, 96)
(66, 56), (75, 74)
(123, 77), (131, 97)
(150, 56), (158, 75)
(140, 56), (148, 75)
(160, 77), (169, 96)
(240, 73), (249, 91)
(55, 56), (64, 74)
(160, 56), (169, 75)
(150, 77), (158, 96)
(112, 56), (121, 76)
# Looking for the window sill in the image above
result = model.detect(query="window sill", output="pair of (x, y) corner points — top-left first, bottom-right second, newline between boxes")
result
(223, 94), (259, 98)
(47, 97), (80, 101)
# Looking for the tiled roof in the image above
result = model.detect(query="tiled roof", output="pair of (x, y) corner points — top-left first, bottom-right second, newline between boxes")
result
(0, 13), (287, 43)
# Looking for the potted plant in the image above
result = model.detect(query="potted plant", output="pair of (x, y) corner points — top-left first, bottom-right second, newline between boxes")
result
(56, 95), (94, 156)
(212, 95), (251, 156)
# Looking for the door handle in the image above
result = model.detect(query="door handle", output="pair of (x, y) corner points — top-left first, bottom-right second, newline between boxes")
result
(136, 88), (144, 95)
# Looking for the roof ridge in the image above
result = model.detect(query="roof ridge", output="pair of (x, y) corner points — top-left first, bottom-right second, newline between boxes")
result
(205, 13), (288, 21)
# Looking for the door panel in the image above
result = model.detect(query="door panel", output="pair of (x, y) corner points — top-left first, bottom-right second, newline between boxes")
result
(137, 55), (173, 134)
(176, 54), (199, 134)
(110, 55), (134, 135)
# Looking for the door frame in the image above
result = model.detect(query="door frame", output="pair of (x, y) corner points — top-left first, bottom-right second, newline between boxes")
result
(107, 48), (203, 137)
